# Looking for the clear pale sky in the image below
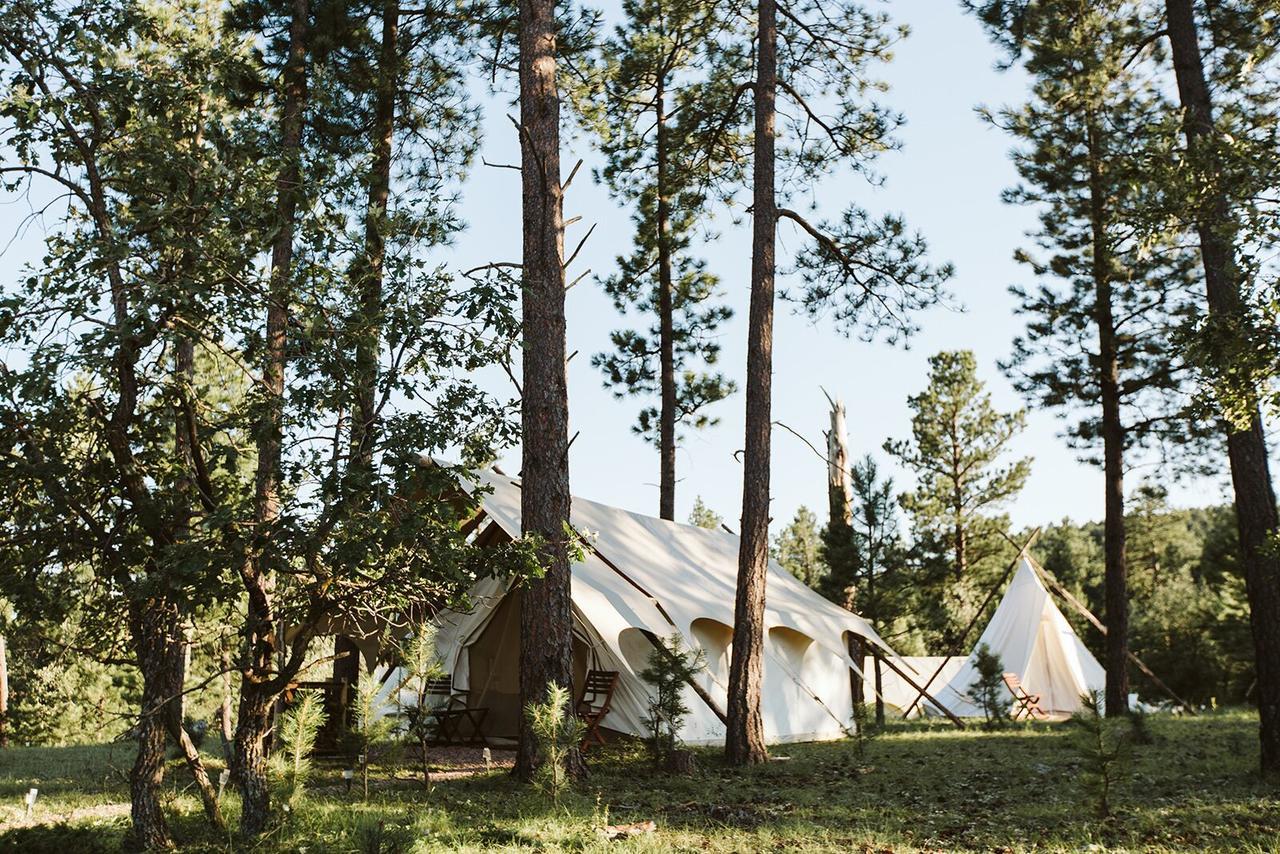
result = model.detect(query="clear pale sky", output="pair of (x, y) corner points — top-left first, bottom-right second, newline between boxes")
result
(447, 0), (1234, 533)
(0, 0), (1237, 534)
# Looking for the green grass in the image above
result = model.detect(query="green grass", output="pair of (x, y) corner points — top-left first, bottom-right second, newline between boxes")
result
(1, 711), (1278, 852)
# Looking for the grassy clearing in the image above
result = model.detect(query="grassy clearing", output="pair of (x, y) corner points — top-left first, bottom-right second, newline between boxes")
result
(1, 710), (1277, 852)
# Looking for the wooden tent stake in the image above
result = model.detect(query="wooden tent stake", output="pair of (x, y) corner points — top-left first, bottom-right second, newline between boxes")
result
(901, 528), (1041, 718)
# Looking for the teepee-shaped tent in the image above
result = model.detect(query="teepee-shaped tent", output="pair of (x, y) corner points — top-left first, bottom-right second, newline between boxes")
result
(931, 556), (1105, 717)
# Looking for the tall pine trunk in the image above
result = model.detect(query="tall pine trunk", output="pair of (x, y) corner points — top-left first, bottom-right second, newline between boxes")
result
(725, 0), (776, 767)
(234, 0), (309, 835)
(1165, 0), (1280, 774)
(1086, 120), (1129, 716)
(515, 0), (584, 782)
(349, 0), (397, 474)
(656, 78), (676, 521)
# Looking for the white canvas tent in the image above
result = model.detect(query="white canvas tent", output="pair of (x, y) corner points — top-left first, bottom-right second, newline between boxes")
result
(928, 557), (1105, 718)
(384, 469), (895, 745)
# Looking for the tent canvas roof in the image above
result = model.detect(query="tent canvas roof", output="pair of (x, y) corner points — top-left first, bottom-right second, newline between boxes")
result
(931, 557), (1105, 717)
(406, 469), (895, 745)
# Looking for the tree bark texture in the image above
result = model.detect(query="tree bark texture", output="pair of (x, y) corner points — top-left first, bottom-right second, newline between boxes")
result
(1086, 120), (1130, 717)
(349, 0), (398, 475)
(826, 398), (862, 715)
(515, 0), (583, 782)
(234, 0), (309, 835)
(826, 398), (852, 527)
(725, 0), (776, 767)
(656, 79), (677, 522)
(126, 596), (225, 850)
(1165, 0), (1280, 773)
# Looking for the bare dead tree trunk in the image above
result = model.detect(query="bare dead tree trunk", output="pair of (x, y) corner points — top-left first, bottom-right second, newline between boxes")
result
(234, 0), (309, 835)
(725, 0), (776, 767)
(656, 77), (676, 521)
(515, 0), (584, 782)
(826, 397), (863, 715)
(1086, 119), (1130, 717)
(826, 397), (852, 526)
(1165, 0), (1280, 774)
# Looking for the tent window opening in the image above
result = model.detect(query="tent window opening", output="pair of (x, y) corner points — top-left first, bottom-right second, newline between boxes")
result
(769, 626), (815, 675)
(690, 618), (733, 684)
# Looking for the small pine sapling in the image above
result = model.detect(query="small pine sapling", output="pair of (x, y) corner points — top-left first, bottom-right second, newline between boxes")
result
(637, 633), (704, 768)
(966, 643), (1012, 728)
(525, 681), (586, 806)
(347, 670), (395, 800)
(1069, 690), (1131, 818)
(396, 626), (445, 789)
(271, 690), (326, 806)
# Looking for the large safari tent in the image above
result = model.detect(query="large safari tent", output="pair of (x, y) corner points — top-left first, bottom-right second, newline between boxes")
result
(373, 469), (896, 745)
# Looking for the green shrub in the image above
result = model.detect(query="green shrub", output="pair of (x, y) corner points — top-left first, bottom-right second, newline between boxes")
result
(271, 689), (326, 806)
(525, 681), (585, 805)
(636, 633), (703, 766)
(396, 625), (445, 789)
(965, 643), (1011, 727)
(348, 670), (397, 800)
(1069, 690), (1131, 818)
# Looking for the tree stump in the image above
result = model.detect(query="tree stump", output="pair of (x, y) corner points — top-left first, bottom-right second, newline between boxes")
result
(665, 748), (697, 775)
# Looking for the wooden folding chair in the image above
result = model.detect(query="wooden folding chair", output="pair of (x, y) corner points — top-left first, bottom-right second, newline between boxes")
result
(1003, 672), (1050, 721)
(575, 670), (619, 751)
(426, 676), (489, 745)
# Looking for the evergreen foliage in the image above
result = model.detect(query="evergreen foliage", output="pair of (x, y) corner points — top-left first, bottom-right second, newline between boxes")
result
(524, 681), (586, 806)
(585, 0), (739, 510)
(396, 626), (445, 789)
(688, 497), (724, 530)
(886, 351), (1032, 645)
(966, 643), (1012, 727)
(272, 690), (327, 806)
(636, 633), (704, 766)
(774, 506), (824, 588)
(347, 671), (396, 801)
(1068, 689), (1131, 818)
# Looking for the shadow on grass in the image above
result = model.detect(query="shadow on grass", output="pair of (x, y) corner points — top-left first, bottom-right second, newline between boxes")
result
(0, 822), (120, 853)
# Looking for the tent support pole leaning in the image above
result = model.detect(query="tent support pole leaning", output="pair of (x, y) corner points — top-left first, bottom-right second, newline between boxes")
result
(872, 647), (965, 729)
(1018, 549), (1197, 715)
(902, 528), (1042, 718)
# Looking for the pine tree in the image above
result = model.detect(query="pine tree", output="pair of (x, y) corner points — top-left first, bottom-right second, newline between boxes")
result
(586, 0), (738, 519)
(1156, 0), (1280, 776)
(969, 0), (1205, 717)
(688, 496), (724, 530)
(514, 0), (585, 784)
(721, 0), (952, 767)
(886, 350), (1031, 645)
(774, 507), (824, 588)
